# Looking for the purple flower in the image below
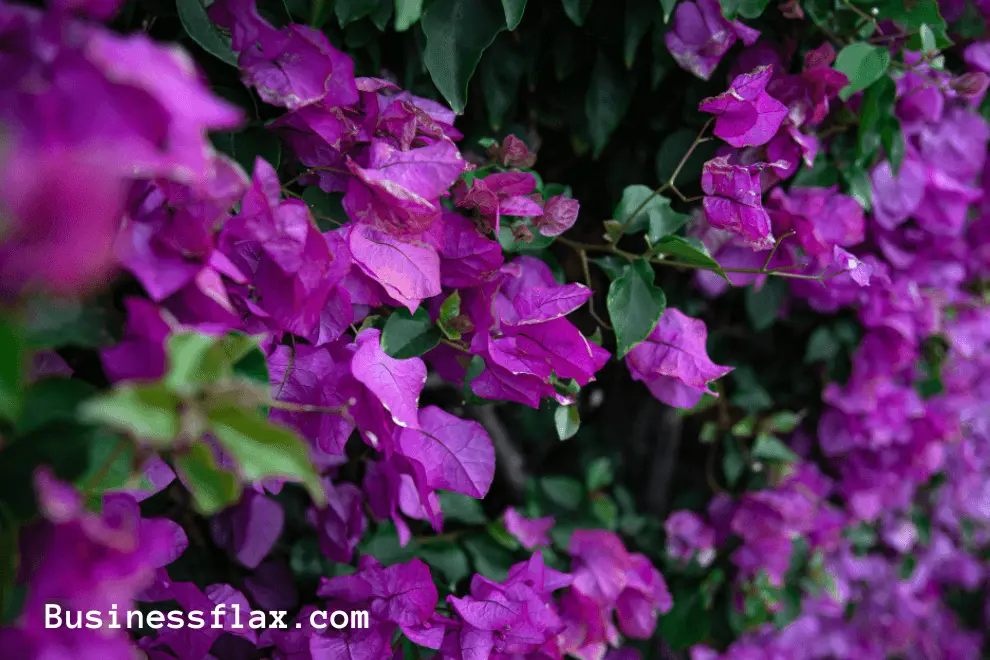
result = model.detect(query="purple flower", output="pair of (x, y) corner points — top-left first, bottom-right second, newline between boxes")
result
(665, 0), (760, 81)
(503, 507), (554, 549)
(535, 195), (581, 236)
(210, 490), (284, 569)
(699, 66), (788, 147)
(766, 186), (865, 263)
(454, 171), (544, 236)
(397, 405), (495, 498)
(664, 510), (716, 565)
(701, 156), (781, 250)
(625, 307), (733, 408)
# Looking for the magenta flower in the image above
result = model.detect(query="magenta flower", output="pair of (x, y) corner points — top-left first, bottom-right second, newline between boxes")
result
(700, 66), (788, 148)
(503, 507), (555, 549)
(665, 0), (760, 80)
(625, 308), (733, 408)
(701, 155), (781, 250)
(454, 171), (544, 235)
(766, 186), (864, 263)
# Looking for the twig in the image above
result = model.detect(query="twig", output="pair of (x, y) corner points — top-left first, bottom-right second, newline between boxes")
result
(577, 248), (613, 331)
(762, 231), (795, 271)
(609, 119), (713, 243)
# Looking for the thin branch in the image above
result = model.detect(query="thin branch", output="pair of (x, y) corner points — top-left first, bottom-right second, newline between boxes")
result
(762, 231), (795, 271)
(578, 248), (613, 331)
(608, 119), (713, 244)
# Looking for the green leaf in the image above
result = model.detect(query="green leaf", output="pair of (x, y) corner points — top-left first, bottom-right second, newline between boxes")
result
(336, 0), (381, 26)
(479, 33), (527, 130)
(591, 494), (619, 529)
(165, 332), (262, 394)
(719, 0), (769, 19)
(0, 503), (19, 621)
(24, 296), (112, 349)
(17, 379), (96, 435)
(177, 0), (238, 66)
(213, 126), (281, 175)
(561, 0), (594, 25)
(487, 520), (521, 550)
(586, 52), (635, 158)
(751, 433), (798, 463)
(623, 0), (654, 67)
(856, 76), (897, 167)
(659, 591), (710, 649)
(438, 292), (462, 340)
(842, 164), (873, 212)
(586, 457), (613, 491)
(730, 366), (773, 413)
(358, 522), (416, 565)
(722, 436), (745, 486)
(613, 185), (663, 236)
(661, 0), (678, 21)
(439, 491), (488, 524)
(74, 434), (134, 505)
(554, 405), (580, 440)
(302, 187), (345, 230)
(502, 0), (527, 29)
(175, 443), (241, 515)
(651, 236), (727, 278)
(381, 307), (441, 359)
(463, 534), (514, 581)
(209, 406), (324, 505)
(590, 255), (628, 281)
(422, 0), (506, 114)
(834, 43), (890, 101)
(805, 327), (839, 363)
(607, 259), (666, 358)
(0, 318), (25, 422)
(233, 346), (269, 385)
(394, 0), (423, 30)
(417, 541), (470, 586)
(647, 205), (690, 243)
(540, 476), (584, 510)
(745, 278), (786, 331)
(881, 120), (905, 173)
(79, 384), (181, 446)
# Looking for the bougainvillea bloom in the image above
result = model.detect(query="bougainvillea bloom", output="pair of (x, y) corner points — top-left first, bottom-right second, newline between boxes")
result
(701, 156), (780, 250)
(625, 308), (733, 408)
(665, 0), (760, 80)
(699, 66), (788, 147)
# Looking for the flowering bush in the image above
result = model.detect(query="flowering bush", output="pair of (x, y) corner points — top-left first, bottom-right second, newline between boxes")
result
(1, 0), (989, 658)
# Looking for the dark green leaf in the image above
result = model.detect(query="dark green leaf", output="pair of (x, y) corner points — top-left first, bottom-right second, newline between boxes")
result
(74, 434), (134, 506)
(209, 406), (324, 504)
(0, 318), (25, 422)
(607, 259), (666, 358)
(647, 204), (690, 243)
(480, 34), (527, 130)
(590, 255), (628, 281)
(177, 0), (238, 66)
(561, 0), (594, 25)
(438, 491), (488, 524)
(730, 366), (773, 413)
(719, 0), (769, 19)
(881, 120), (905, 173)
(0, 503), (18, 622)
(659, 591), (710, 649)
(586, 52), (635, 158)
(233, 346), (270, 385)
(358, 522), (416, 565)
(650, 236), (725, 280)
(394, 0), (423, 31)
(174, 443), (241, 515)
(613, 185), (665, 236)
(751, 433), (799, 463)
(856, 77), (897, 167)
(834, 43), (890, 101)
(487, 520), (521, 549)
(17, 379), (95, 435)
(745, 278), (786, 331)
(805, 327), (839, 363)
(79, 384), (181, 446)
(438, 292), (462, 341)
(502, 0), (527, 29)
(463, 534), (513, 581)
(335, 0), (380, 26)
(381, 307), (442, 359)
(722, 436), (745, 486)
(540, 476), (584, 509)
(422, 0), (507, 114)
(213, 126), (281, 175)
(24, 296), (112, 349)
(554, 405), (580, 440)
(623, 0), (654, 67)
(842, 164), (873, 212)
(417, 541), (470, 585)
(660, 0), (677, 21)
(586, 457), (613, 491)
(369, 0), (393, 30)
(591, 494), (619, 529)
